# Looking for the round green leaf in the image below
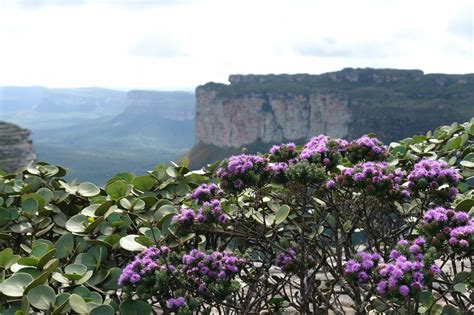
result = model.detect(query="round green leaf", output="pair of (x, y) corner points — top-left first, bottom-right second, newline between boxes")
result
(105, 180), (127, 200)
(69, 294), (88, 314)
(54, 234), (74, 259)
(77, 182), (100, 197)
(132, 176), (156, 191)
(65, 214), (89, 233)
(119, 235), (146, 252)
(27, 285), (56, 310)
(90, 304), (115, 315)
(0, 273), (33, 297)
(119, 300), (151, 315)
(275, 205), (290, 225)
(64, 264), (87, 276)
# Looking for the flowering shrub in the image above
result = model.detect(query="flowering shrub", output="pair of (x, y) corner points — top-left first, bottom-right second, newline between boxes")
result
(408, 159), (460, 201)
(119, 246), (244, 313)
(421, 206), (473, 254)
(346, 238), (441, 303)
(299, 134), (347, 168)
(216, 154), (269, 191)
(114, 120), (473, 314)
(335, 161), (409, 198)
(344, 251), (382, 284)
(269, 142), (298, 162)
(346, 135), (388, 163)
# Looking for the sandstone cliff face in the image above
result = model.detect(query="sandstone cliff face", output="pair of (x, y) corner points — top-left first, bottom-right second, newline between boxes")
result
(0, 121), (36, 172)
(196, 89), (350, 147)
(190, 68), (474, 167)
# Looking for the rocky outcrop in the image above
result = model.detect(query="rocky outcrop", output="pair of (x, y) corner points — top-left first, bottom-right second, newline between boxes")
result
(195, 89), (350, 147)
(190, 68), (474, 168)
(0, 121), (36, 172)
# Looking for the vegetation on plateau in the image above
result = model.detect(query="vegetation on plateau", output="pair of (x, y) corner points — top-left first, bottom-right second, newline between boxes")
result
(0, 119), (472, 314)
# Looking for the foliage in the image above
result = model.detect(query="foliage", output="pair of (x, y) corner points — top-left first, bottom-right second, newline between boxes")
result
(0, 119), (472, 314)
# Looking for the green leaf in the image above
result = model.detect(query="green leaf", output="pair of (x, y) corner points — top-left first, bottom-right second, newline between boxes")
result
(0, 248), (14, 268)
(65, 214), (89, 233)
(441, 305), (460, 315)
(445, 136), (462, 150)
(27, 285), (56, 310)
(77, 182), (100, 197)
(0, 273), (33, 297)
(90, 305), (115, 315)
(69, 294), (88, 314)
(132, 176), (156, 191)
(54, 234), (74, 259)
(64, 264), (87, 277)
(119, 300), (151, 315)
(274, 205), (290, 225)
(154, 205), (177, 221)
(455, 199), (474, 212)
(453, 282), (468, 293)
(460, 160), (474, 168)
(120, 235), (146, 252)
(21, 198), (38, 216)
(105, 180), (127, 200)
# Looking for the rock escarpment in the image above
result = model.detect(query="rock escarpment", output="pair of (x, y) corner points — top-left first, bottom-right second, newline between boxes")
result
(0, 121), (36, 172)
(190, 68), (474, 168)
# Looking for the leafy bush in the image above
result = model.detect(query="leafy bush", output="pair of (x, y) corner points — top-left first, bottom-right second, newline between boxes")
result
(0, 119), (472, 314)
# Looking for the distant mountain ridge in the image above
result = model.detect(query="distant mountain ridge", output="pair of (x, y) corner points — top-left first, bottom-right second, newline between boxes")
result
(0, 88), (195, 184)
(189, 68), (474, 168)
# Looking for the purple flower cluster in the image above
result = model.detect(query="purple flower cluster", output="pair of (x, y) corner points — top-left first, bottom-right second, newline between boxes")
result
(173, 207), (196, 223)
(336, 162), (409, 198)
(346, 135), (388, 162)
(166, 297), (186, 310)
(344, 251), (382, 283)
(449, 219), (474, 250)
(118, 246), (171, 286)
(196, 199), (226, 224)
(421, 206), (473, 252)
(216, 154), (269, 191)
(269, 142), (296, 155)
(299, 135), (347, 166)
(266, 162), (289, 175)
(275, 248), (297, 273)
(346, 239), (441, 299)
(408, 159), (460, 200)
(376, 238), (439, 298)
(191, 183), (223, 204)
(181, 249), (243, 292)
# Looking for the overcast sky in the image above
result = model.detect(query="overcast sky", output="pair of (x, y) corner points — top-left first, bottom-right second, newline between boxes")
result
(0, 0), (472, 90)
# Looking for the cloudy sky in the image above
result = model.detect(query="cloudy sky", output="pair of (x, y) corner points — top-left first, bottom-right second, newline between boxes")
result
(0, 0), (472, 90)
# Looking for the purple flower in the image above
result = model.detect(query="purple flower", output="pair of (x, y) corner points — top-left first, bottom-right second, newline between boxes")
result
(191, 183), (223, 204)
(399, 285), (410, 297)
(326, 180), (336, 189)
(166, 297), (186, 309)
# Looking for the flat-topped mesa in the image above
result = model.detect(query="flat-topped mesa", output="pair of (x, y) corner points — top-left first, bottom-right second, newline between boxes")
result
(0, 121), (36, 172)
(190, 68), (474, 168)
(228, 68), (426, 85)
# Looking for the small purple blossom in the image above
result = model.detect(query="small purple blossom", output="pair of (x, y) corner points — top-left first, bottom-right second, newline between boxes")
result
(166, 297), (186, 309)
(191, 183), (223, 204)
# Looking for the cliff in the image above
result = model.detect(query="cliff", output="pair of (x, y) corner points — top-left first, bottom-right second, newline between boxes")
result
(190, 68), (474, 168)
(0, 121), (36, 172)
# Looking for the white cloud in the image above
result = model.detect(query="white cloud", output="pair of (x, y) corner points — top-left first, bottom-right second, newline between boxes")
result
(0, 0), (472, 89)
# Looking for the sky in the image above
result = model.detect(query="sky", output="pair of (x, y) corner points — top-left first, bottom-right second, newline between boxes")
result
(0, 0), (472, 90)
